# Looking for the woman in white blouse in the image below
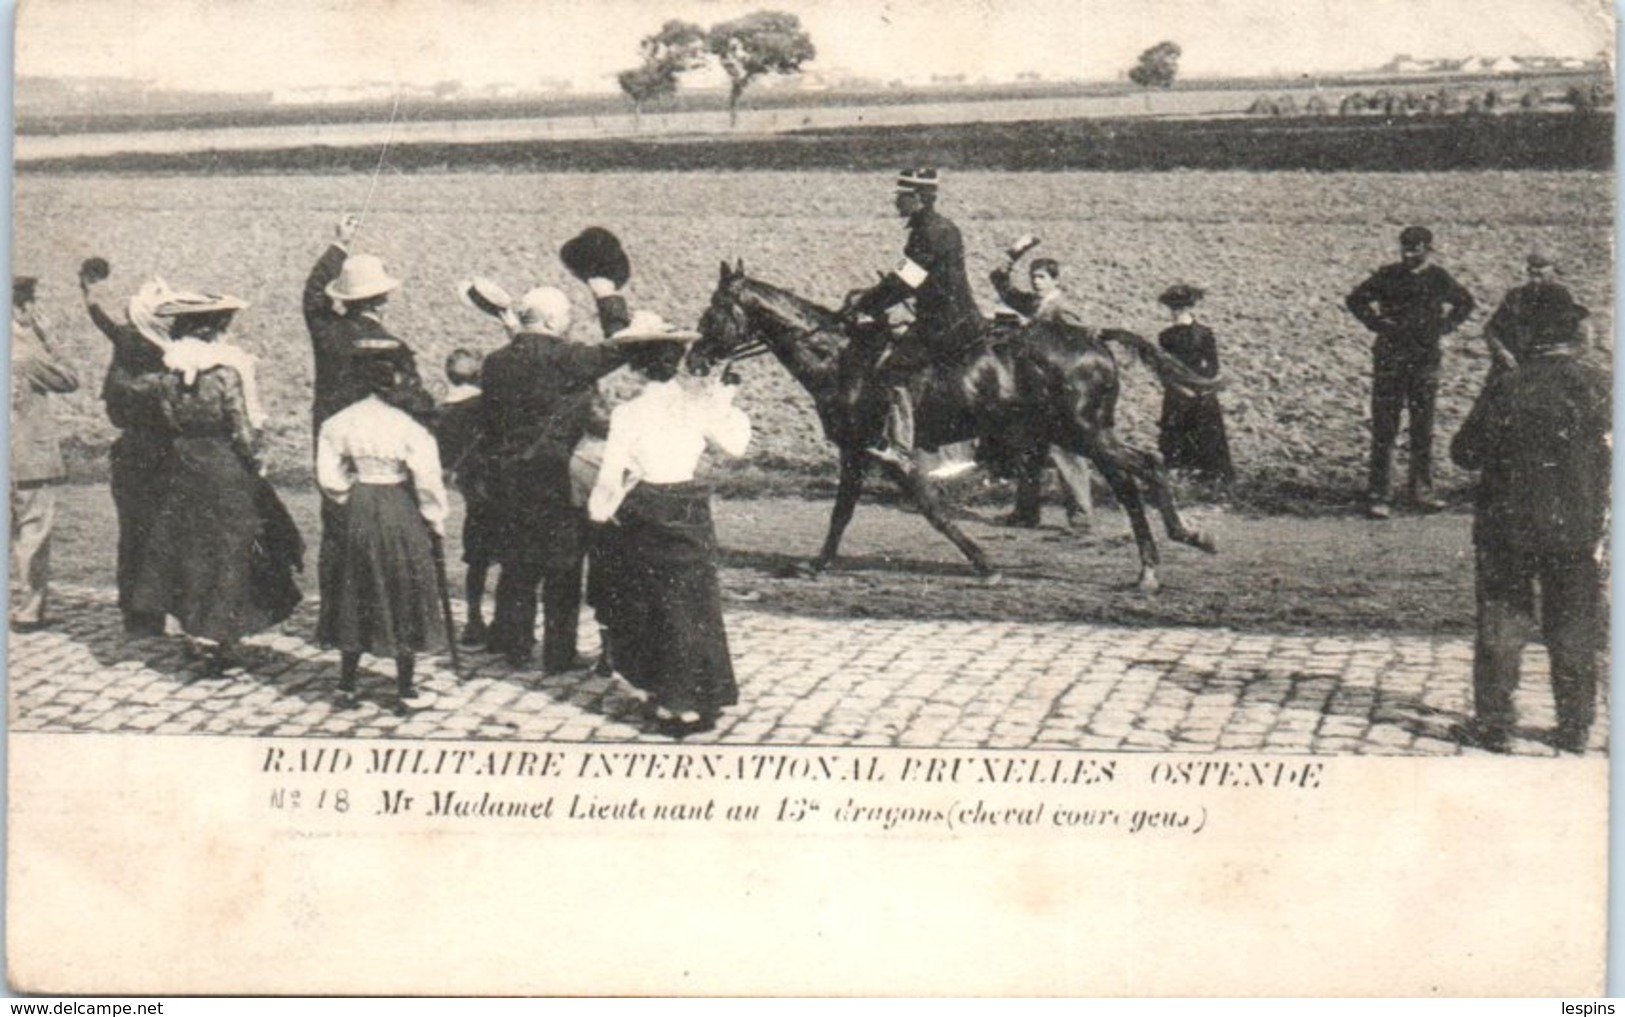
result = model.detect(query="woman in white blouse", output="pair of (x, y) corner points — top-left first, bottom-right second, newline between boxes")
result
(316, 344), (449, 708)
(588, 312), (751, 737)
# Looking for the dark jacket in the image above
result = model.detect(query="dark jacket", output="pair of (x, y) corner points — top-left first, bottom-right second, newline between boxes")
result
(1450, 351), (1610, 554)
(480, 331), (627, 568)
(858, 207), (982, 355)
(85, 294), (170, 433)
(434, 392), (485, 495)
(303, 244), (433, 432)
(1484, 281), (1589, 364)
(481, 333), (627, 463)
(1346, 262), (1476, 361)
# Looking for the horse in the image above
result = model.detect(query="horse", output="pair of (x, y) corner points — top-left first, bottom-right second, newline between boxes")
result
(693, 262), (1220, 592)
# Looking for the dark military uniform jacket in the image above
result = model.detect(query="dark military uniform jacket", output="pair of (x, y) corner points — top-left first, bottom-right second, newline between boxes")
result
(857, 207), (983, 362)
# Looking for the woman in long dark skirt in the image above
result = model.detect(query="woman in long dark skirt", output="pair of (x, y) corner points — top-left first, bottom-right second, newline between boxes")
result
(316, 347), (448, 708)
(1155, 283), (1235, 485)
(129, 292), (302, 673)
(587, 312), (752, 737)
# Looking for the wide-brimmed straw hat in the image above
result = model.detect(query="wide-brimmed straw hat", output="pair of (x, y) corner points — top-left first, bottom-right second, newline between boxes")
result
(608, 309), (700, 343)
(325, 254), (400, 303)
(155, 291), (250, 317)
(895, 167), (940, 194)
(456, 277), (513, 318)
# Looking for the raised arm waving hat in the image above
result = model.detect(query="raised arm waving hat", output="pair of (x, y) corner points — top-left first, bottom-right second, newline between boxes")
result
(609, 309), (700, 343)
(560, 227), (631, 289)
(457, 277), (514, 319)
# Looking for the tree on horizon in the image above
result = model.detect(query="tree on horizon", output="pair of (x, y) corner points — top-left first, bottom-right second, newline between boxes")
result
(707, 10), (816, 128)
(1128, 41), (1182, 89)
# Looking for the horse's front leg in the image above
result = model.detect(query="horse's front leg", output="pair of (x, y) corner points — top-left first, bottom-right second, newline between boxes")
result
(884, 461), (999, 580)
(809, 447), (869, 574)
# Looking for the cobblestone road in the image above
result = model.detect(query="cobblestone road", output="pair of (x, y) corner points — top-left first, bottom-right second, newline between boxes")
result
(6, 583), (1607, 755)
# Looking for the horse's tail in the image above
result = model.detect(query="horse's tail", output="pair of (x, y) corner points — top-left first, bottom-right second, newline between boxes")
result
(1097, 327), (1227, 396)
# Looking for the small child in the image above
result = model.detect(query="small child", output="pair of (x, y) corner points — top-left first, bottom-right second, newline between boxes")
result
(1155, 284), (1234, 485)
(434, 348), (496, 645)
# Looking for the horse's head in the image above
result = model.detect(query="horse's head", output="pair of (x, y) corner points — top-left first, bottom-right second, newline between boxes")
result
(693, 261), (853, 392)
(693, 260), (753, 372)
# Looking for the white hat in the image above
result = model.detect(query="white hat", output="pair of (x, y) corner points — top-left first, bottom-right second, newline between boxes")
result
(513, 286), (572, 333)
(155, 291), (249, 317)
(457, 277), (513, 318)
(609, 309), (700, 343)
(325, 254), (400, 303)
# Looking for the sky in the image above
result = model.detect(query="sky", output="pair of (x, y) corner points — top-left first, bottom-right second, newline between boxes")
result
(13, 0), (1616, 94)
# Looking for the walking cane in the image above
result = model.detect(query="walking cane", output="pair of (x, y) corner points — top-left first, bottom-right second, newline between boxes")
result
(430, 532), (462, 678)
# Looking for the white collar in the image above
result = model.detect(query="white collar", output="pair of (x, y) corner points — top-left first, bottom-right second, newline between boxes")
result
(444, 383), (481, 404)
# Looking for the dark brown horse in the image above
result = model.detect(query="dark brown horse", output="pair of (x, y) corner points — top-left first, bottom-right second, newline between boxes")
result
(694, 262), (1219, 591)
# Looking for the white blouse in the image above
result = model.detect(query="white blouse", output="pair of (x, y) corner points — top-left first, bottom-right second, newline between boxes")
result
(316, 395), (449, 535)
(588, 377), (751, 522)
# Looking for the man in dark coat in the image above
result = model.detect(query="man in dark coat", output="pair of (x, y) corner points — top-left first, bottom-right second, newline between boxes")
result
(303, 215), (434, 435)
(480, 287), (628, 671)
(80, 259), (173, 636)
(1345, 225), (1476, 518)
(11, 277), (80, 631)
(841, 167), (983, 472)
(1482, 251), (1591, 372)
(1448, 316), (1609, 754)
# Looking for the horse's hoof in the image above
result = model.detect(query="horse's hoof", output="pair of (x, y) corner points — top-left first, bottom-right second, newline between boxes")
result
(1137, 571), (1161, 594)
(979, 571), (1005, 587)
(1191, 531), (1219, 554)
(793, 559), (830, 579)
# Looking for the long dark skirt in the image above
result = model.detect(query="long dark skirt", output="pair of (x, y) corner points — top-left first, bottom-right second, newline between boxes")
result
(110, 429), (173, 623)
(1158, 393), (1235, 482)
(131, 437), (301, 643)
(318, 483), (446, 658)
(592, 481), (737, 717)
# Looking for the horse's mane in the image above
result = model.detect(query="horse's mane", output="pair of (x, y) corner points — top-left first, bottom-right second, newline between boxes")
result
(737, 275), (842, 331)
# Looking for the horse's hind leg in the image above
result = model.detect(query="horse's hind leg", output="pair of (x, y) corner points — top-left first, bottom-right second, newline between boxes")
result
(883, 461), (997, 578)
(811, 448), (869, 574)
(1117, 444), (1217, 554)
(1083, 450), (1162, 592)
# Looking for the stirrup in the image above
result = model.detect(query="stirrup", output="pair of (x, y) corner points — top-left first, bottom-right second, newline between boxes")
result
(926, 459), (978, 481)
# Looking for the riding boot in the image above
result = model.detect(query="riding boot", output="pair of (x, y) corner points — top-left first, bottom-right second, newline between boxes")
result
(868, 387), (916, 471)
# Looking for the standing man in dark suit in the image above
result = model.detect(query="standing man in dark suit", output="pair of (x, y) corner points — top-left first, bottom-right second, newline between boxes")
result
(1345, 225), (1476, 518)
(841, 167), (983, 474)
(10, 277), (80, 631)
(480, 287), (628, 672)
(1448, 314), (1609, 754)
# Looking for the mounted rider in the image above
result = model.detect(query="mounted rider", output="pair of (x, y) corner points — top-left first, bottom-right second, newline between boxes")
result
(840, 167), (983, 472)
